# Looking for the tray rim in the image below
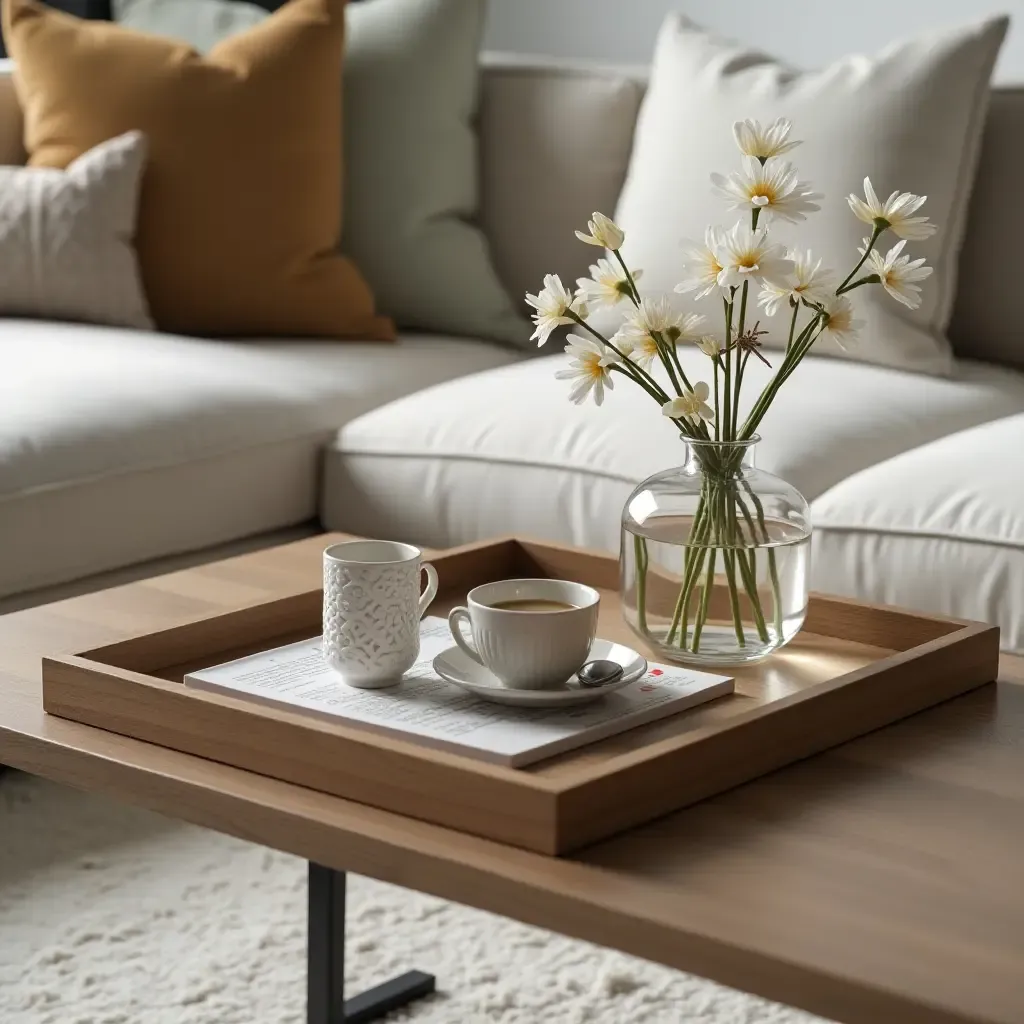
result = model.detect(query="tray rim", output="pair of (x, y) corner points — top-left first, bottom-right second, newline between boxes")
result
(44, 534), (995, 798)
(40, 535), (1001, 853)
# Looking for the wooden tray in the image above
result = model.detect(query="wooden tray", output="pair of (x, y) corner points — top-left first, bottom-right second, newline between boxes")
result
(41, 537), (999, 855)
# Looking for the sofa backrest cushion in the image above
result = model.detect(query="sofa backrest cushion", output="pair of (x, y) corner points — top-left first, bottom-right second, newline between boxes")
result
(947, 87), (1024, 369)
(478, 56), (1023, 371)
(478, 55), (644, 318)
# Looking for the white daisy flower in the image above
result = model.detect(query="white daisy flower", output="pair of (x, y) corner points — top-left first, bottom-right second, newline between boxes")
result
(662, 382), (715, 424)
(554, 333), (619, 406)
(714, 222), (795, 292)
(675, 227), (726, 300)
(732, 117), (801, 161)
(820, 295), (864, 350)
(848, 177), (937, 240)
(526, 274), (588, 347)
(696, 334), (723, 358)
(711, 156), (821, 224)
(615, 298), (705, 369)
(576, 258), (642, 309)
(758, 248), (835, 316)
(574, 211), (625, 250)
(864, 239), (933, 310)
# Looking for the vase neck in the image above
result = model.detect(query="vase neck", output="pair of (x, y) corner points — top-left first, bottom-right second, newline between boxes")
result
(683, 437), (758, 474)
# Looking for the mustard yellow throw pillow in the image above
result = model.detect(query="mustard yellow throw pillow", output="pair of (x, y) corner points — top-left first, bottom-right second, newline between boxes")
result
(4, 0), (394, 340)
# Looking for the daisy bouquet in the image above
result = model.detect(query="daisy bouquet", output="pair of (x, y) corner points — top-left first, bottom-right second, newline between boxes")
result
(527, 117), (935, 660)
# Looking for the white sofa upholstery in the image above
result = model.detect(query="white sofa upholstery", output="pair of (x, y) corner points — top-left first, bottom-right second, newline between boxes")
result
(1, 56), (1023, 655)
(322, 353), (1024, 651)
(322, 58), (1024, 653)
(0, 321), (514, 596)
(811, 414), (1024, 650)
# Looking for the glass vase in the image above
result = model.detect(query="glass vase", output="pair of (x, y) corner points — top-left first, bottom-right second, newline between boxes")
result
(620, 436), (811, 666)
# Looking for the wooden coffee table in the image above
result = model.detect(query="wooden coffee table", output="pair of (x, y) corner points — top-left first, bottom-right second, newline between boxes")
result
(1, 532), (1022, 1024)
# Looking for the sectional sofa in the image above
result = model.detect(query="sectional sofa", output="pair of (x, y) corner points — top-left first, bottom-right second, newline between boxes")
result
(1, 56), (1022, 652)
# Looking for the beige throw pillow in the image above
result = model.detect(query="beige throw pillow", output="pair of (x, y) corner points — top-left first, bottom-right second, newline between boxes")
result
(0, 130), (152, 329)
(614, 15), (1008, 375)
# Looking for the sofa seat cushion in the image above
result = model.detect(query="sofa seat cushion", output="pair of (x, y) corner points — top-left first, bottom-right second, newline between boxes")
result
(323, 348), (1024, 554)
(810, 413), (1024, 653)
(0, 320), (518, 597)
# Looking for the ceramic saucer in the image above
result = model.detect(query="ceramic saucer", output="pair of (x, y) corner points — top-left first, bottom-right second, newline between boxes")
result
(432, 639), (648, 708)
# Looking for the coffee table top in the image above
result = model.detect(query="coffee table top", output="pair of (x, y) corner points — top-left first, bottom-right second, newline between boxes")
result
(1, 532), (1021, 1024)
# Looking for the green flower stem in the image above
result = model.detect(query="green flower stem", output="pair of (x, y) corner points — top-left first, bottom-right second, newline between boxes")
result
(841, 274), (881, 293)
(732, 351), (749, 439)
(718, 485), (746, 647)
(568, 312), (672, 405)
(653, 331), (685, 397)
(608, 364), (668, 408)
(611, 248), (643, 306)
(664, 335), (695, 394)
(736, 278), (750, 337)
(722, 298), (734, 442)
(722, 548), (746, 647)
(676, 544), (708, 646)
(734, 544), (770, 642)
(690, 546), (717, 653)
(724, 484), (769, 644)
(633, 532), (649, 634)
(837, 224), (883, 294)
(732, 281), (750, 436)
(712, 359), (720, 441)
(740, 479), (783, 639)
(666, 494), (710, 644)
(738, 313), (823, 438)
(786, 301), (800, 354)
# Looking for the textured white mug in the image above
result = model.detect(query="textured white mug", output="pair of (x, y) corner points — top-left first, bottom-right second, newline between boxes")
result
(322, 540), (438, 688)
(448, 579), (600, 689)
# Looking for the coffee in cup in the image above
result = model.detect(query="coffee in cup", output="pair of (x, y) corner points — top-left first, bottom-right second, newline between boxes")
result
(448, 579), (599, 690)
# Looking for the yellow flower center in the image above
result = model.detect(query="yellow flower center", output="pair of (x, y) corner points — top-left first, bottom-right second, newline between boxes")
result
(749, 183), (778, 206)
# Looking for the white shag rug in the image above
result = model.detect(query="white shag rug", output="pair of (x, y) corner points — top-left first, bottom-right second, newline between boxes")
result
(0, 772), (827, 1024)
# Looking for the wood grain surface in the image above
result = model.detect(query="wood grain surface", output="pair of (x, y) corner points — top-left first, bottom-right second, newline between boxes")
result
(40, 538), (998, 854)
(2, 532), (1022, 1024)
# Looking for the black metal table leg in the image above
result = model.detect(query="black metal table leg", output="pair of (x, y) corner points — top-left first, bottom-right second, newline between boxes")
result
(307, 862), (436, 1024)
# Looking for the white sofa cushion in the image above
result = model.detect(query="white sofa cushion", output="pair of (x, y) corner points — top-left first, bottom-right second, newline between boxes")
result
(614, 14), (1008, 375)
(323, 349), (1024, 551)
(811, 413), (1024, 653)
(478, 54), (644, 314)
(0, 321), (519, 598)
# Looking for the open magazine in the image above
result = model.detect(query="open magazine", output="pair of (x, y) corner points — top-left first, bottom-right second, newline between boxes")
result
(184, 617), (734, 767)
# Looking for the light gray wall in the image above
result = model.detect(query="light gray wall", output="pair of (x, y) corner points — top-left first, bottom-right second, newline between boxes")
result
(484, 0), (1023, 82)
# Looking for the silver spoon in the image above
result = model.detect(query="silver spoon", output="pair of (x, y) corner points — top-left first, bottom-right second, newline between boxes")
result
(576, 659), (624, 688)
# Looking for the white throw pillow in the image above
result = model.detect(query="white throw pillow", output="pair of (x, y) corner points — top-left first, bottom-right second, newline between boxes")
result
(614, 15), (1008, 375)
(0, 130), (151, 329)
(113, 0), (530, 347)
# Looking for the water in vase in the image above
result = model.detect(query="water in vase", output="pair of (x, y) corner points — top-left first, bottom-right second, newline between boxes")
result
(621, 514), (811, 666)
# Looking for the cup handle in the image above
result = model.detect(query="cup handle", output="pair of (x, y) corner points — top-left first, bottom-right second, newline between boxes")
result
(448, 606), (483, 665)
(418, 563), (439, 618)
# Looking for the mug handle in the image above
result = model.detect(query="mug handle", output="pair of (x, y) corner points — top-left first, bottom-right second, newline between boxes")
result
(448, 606), (483, 665)
(418, 562), (439, 618)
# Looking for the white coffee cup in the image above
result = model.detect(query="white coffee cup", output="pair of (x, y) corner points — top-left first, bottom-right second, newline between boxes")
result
(448, 578), (600, 689)
(323, 540), (438, 688)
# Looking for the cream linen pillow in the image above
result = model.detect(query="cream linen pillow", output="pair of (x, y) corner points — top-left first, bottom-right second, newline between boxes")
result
(614, 15), (1008, 375)
(113, 0), (531, 347)
(0, 130), (152, 329)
